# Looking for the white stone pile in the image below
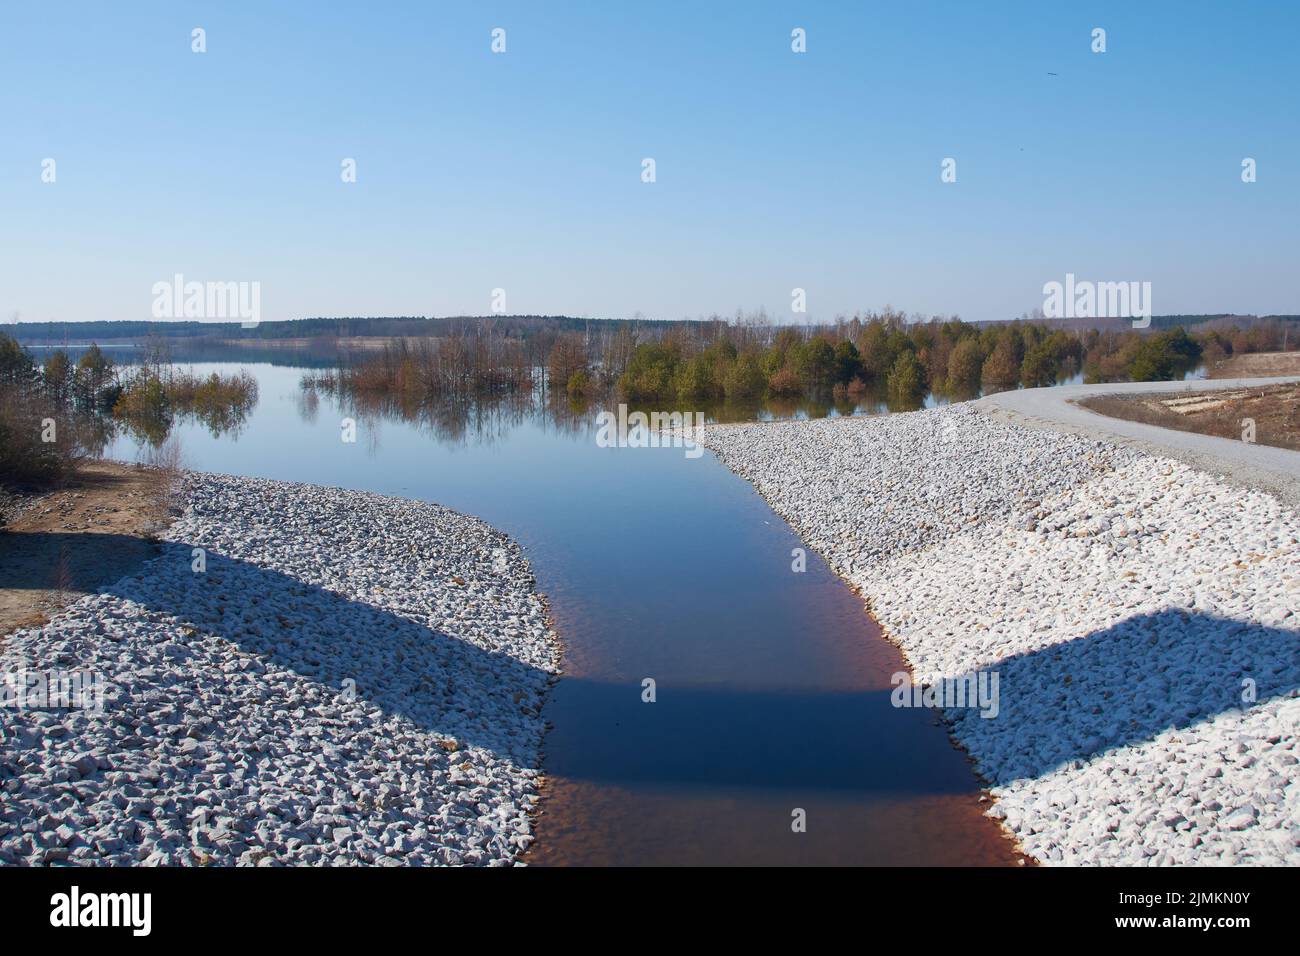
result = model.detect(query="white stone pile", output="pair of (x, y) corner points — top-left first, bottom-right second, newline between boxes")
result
(701, 404), (1299, 865)
(0, 473), (559, 866)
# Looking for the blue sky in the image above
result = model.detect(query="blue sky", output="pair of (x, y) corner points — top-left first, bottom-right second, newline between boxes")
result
(2, 1), (1296, 325)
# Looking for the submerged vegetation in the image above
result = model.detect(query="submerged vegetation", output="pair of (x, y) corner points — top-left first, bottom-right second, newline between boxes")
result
(302, 311), (1296, 416)
(113, 364), (259, 446)
(5, 310), (1293, 487)
(0, 332), (258, 487)
(303, 335), (532, 402)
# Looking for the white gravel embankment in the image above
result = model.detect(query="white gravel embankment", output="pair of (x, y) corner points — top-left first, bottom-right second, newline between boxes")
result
(0, 473), (559, 866)
(700, 404), (1300, 865)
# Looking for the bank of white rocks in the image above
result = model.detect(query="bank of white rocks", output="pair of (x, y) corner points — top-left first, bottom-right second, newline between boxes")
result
(0, 473), (559, 866)
(701, 404), (1299, 866)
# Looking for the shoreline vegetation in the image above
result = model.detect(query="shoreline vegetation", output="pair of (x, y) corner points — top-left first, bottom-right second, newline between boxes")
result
(1, 333), (258, 488)
(296, 312), (1298, 414)
(8, 311), (1294, 492)
(5, 310), (1294, 494)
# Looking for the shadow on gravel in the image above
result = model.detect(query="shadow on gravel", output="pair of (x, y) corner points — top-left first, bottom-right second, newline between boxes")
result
(1, 530), (163, 638)
(0, 531), (160, 593)
(16, 538), (1290, 803)
(83, 541), (552, 763)
(8, 535), (987, 798)
(946, 608), (1300, 786)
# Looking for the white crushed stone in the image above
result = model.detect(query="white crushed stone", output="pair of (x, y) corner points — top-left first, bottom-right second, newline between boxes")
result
(0, 473), (559, 866)
(700, 403), (1300, 865)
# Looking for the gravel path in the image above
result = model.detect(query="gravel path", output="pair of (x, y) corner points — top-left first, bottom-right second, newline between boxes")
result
(0, 473), (559, 866)
(699, 404), (1300, 866)
(977, 376), (1300, 509)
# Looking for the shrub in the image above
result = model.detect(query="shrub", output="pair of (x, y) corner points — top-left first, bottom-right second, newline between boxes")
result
(832, 340), (863, 385)
(980, 339), (1021, 391)
(945, 337), (984, 396)
(723, 351), (767, 401)
(674, 353), (724, 401)
(792, 338), (837, 392)
(0, 334), (88, 486)
(0, 392), (86, 486)
(617, 343), (680, 401)
(1082, 331), (1141, 383)
(1021, 341), (1060, 388)
(113, 371), (172, 446)
(1129, 327), (1203, 381)
(767, 366), (802, 396)
(886, 351), (926, 402)
(856, 320), (896, 382)
(170, 370), (259, 436)
(566, 368), (591, 398)
(762, 329), (803, 378)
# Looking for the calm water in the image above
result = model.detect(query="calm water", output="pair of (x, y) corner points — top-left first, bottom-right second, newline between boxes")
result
(102, 359), (1020, 865)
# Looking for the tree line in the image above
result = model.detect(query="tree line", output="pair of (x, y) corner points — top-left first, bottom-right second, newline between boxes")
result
(548, 312), (1294, 407)
(305, 311), (1296, 410)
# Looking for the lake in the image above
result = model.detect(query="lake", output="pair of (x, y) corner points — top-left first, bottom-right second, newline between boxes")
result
(97, 354), (1022, 864)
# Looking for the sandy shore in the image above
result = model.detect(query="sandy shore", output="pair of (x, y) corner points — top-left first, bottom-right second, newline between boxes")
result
(0, 461), (169, 636)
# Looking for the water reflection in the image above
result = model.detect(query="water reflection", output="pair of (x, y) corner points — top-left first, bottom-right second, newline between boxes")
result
(110, 370), (259, 450)
(295, 375), (955, 448)
(26, 344), (261, 455)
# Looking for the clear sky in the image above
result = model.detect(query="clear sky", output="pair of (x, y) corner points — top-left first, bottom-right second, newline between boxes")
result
(2, 1), (1296, 325)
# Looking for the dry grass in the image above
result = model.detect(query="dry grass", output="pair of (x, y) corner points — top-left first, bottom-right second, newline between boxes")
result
(1205, 350), (1300, 379)
(0, 460), (171, 637)
(1080, 383), (1300, 451)
(139, 436), (187, 535)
